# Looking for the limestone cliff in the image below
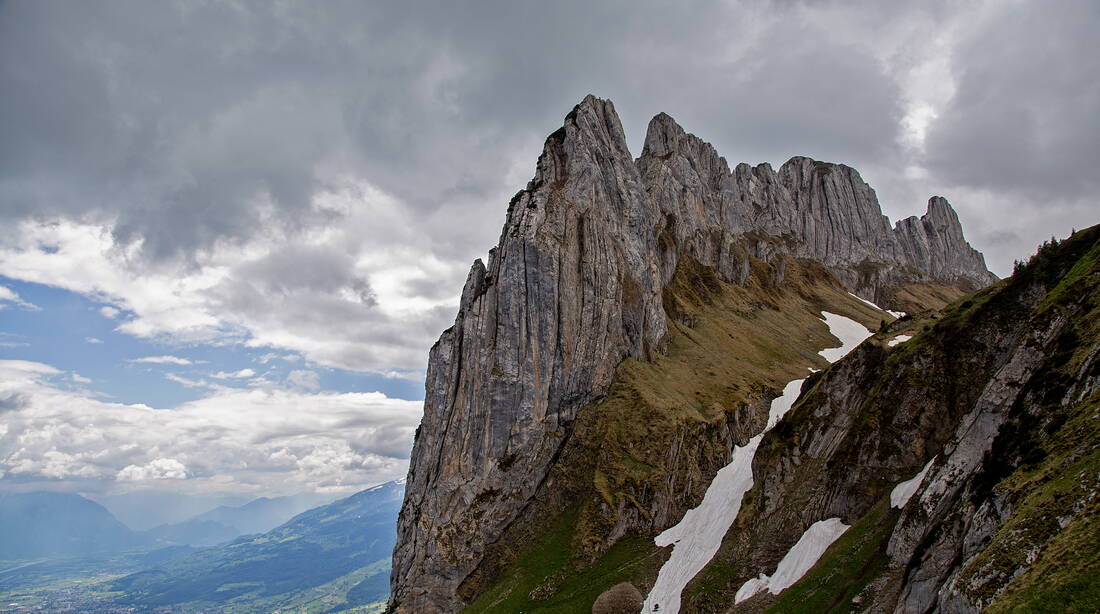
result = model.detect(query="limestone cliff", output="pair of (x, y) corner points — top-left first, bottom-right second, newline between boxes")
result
(389, 96), (1001, 613)
(391, 97), (666, 614)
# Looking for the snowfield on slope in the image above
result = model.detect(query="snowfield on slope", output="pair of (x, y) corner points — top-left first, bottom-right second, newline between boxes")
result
(734, 517), (850, 603)
(888, 334), (913, 347)
(641, 312), (873, 614)
(848, 292), (906, 318)
(891, 456), (936, 508)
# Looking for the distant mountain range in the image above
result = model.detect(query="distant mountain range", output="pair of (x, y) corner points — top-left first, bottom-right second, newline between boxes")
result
(111, 480), (403, 612)
(94, 490), (251, 531)
(0, 488), (337, 558)
(144, 492), (332, 547)
(0, 491), (147, 559)
(0, 482), (402, 612)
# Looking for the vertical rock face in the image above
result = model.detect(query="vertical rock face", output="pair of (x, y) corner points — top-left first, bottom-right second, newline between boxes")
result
(637, 112), (996, 299)
(894, 196), (999, 290)
(770, 156), (898, 268)
(389, 96), (998, 613)
(391, 97), (666, 614)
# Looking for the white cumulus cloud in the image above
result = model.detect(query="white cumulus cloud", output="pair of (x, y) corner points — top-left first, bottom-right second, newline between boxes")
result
(287, 369), (321, 391)
(117, 458), (188, 481)
(0, 359), (421, 495)
(0, 285), (39, 311)
(212, 368), (256, 379)
(0, 185), (465, 376)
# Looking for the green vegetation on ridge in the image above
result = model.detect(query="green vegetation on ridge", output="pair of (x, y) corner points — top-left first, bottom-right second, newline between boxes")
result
(462, 510), (664, 614)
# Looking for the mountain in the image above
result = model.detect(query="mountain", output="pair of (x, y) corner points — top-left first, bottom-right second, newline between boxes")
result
(144, 492), (333, 547)
(0, 491), (149, 559)
(111, 481), (403, 613)
(93, 490), (254, 531)
(188, 492), (333, 535)
(389, 96), (1097, 614)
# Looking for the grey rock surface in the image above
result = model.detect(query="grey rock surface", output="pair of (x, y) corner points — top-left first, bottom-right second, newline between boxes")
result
(389, 95), (998, 613)
(390, 97), (666, 614)
(638, 111), (996, 300)
(893, 196), (999, 291)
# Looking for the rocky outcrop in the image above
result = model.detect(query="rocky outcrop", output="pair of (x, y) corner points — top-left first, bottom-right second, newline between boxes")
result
(638, 112), (995, 301)
(389, 95), (999, 613)
(893, 196), (999, 291)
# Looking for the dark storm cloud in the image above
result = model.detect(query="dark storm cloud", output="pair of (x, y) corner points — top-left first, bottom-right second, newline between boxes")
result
(0, 0), (915, 261)
(232, 245), (374, 303)
(651, 23), (904, 167)
(1, 0), (1096, 353)
(924, 1), (1100, 201)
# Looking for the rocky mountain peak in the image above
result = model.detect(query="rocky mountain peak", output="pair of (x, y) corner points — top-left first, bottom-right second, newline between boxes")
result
(639, 111), (732, 199)
(641, 111), (684, 151)
(388, 97), (1000, 613)
(640, 112), (715, 163)
(773, 154), (896, 266)
(893, 196), (997, 290)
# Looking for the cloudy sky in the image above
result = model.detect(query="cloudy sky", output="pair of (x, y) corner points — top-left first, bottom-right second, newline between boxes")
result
(1, 0), (1096, 508)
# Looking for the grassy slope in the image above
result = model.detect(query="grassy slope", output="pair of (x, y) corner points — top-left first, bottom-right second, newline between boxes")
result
(976, 230), (1100, 613)
(761, 498), (899, 614)
(462, 510), (665, 614)
(883, 281), (967, 315)
(578, 255), (886, 527)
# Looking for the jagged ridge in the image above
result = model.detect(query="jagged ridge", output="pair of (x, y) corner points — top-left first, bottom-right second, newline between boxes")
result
(389, 95), (998, 613)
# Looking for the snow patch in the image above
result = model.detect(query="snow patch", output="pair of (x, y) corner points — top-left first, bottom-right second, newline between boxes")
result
(847, 292), (905, 318)
(643, 434), (762, 614)
(768, 378), (806, 429)
(642, 313), (872, 613)
(848, 292), (880, 310)
(891, 457), (936, 509)
(734, 517), (850, 603)
(887, 334), (913, 347)
(819, 312), (872, 362)
(735, 575), (769, 604)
